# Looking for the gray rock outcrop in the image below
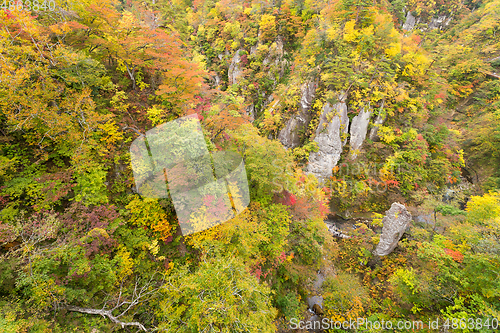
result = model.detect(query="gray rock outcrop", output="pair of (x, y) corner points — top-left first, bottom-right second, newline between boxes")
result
(262, 36), (287, 79)
(414, 213), (434, 226)
(278, 115), (303, 148)
(307, 295), (323, 310)
(213, 74), (221, 88)
(374, 202), (412, 256)
(428, 15), (452, 30)
(306, 94), (349, 181)
(349, 105), (372, 159)
(369, 101), (386, 141)
(300, 79), (316, 110)
(402, 11), (419, 32)
(228, 49), (243, 85)
(246, 104), (255, 119)
(246, 36), (288, 119)
(402, 10), (452, 33)
(278, 80), (318, 148)
(369, 114), (385, 141)
(274, 36), (287, 80)
(327, 224), (351, 239)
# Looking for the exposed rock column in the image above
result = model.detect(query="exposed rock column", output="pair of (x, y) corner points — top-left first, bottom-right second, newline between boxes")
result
(369, 101), (386, 141)
(306, 94), (349, 181)
(247, 36), (288, 119)
(349, 105), (372, 159)
(374, 202), (412, 256)
(369, 115), (385, 141)
(402, 11), (418, 32)
(402, 10), (452, 33)
(278, 80), (318, 148)
(428, 15), (452, 30)
(228, 49), (243, 85)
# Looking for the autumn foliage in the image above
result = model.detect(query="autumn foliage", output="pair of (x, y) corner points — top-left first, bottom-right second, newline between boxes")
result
(0, 0), (499, 331)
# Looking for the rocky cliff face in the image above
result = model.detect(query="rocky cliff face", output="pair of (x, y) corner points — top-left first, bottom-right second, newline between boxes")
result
(211, 36), (289, 119)
(402, 11), (419, 31)
(368, 100), (386, 141)
(245, 36), (289, 117)
(263, 35), (287, 81)
(278, 80), (318, 148)
(369, 115), (386, 141)
(402, 10), (453, 33)
(349, 105), (372, 159)
(428, 15), (453, 30)
(228, 49), (243, 86)
(306, 94), (349, 181)
(374, 202), (412, 256)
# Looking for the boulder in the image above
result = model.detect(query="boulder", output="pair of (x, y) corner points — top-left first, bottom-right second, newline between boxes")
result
(374, 202), (412, 256)
(307, 295), (323, 310)
(414, 213), (434, 226)
(306, 94), (349, 181)
(349, 105), (372, 158)
(442, 188), (456, 203)
(327, 223), (350, 239)
(308, 314), (322, 332)
(312, 303), (324, 316)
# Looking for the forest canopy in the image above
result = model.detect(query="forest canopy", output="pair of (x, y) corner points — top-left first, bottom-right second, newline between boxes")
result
(0, 0), (499, 332)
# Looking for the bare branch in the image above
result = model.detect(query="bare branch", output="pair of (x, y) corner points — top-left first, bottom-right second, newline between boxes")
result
(65, 305), (148, 332)
(123, 126), (146, 137)
(488, 55), (500, 63)
(65, 273), (165, 332)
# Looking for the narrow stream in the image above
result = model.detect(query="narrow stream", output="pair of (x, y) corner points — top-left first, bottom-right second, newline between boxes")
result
(303, 215), (374, 332)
